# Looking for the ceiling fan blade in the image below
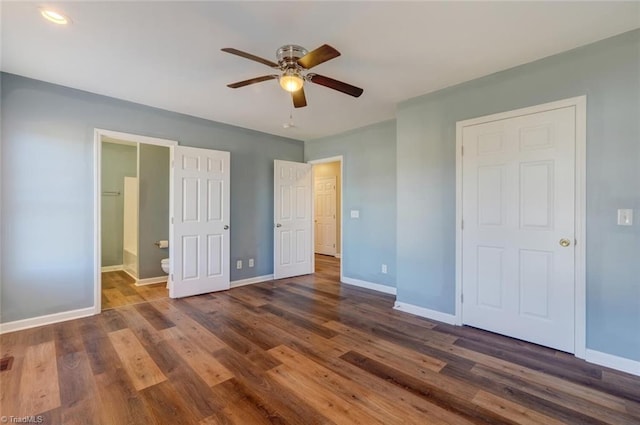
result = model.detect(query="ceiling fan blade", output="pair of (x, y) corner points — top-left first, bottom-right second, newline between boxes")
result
(308, 74), (363, 98)
(221, 48), (280, 69)
(297, 44), (340, 69)
(227, 75), (278, 89)
(292, 87), (307, 108)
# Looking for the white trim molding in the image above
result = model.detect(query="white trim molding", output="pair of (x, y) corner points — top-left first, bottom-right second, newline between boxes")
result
(101, 264), (123, 272)
(230, 274), (274, 288)
(334, 253), (341, 259)
(135, 276), (168, 286)
(454, 95), (587, 356)
(394, 302), (457, 325)
(585, 349), (640, 377)
(341, 277), (397, 295)
(0, 307), (95, 334)
(94, 128), (179, 314)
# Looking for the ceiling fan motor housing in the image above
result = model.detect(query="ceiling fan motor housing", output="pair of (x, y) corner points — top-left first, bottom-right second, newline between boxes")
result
(277, 45), (308, 70)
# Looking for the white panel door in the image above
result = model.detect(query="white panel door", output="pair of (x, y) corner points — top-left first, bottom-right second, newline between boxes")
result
(274, 160), (313, 279)
(314, 176), (337, 256)
(171, 146), (230, 298)
(462, 106), (576, 352)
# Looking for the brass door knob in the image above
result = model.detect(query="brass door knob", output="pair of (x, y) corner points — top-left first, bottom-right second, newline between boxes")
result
(559, 238), (571, 247)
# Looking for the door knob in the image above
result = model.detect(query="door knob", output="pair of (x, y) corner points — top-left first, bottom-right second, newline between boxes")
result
(224, 225), (229, 230)
(276, 223), (282, 228)
(559, 238), (571, 247)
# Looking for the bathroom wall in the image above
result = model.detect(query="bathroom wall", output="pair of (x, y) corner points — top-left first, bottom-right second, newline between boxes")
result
(313, 162), (341, 255)
(138, 143), (170, 279)
(100, 142), (137, 267)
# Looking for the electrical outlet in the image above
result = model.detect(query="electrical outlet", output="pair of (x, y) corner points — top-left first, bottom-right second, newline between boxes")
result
(617, 209), (633, 226)
(381, 264), (388, 274)
(249, 258), (254, 268)
(236, 260), (243, 269)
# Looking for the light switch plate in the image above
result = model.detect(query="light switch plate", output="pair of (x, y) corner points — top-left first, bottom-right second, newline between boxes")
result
(617, 209), (633, 226)
(350, 210), (360, 219)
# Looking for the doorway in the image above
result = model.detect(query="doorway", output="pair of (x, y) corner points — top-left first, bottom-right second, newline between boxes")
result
(455, 96), (586, 356)
(94, 130), (178, 312)
(99, 135), (172, 310)
(310, 157), (343, 281)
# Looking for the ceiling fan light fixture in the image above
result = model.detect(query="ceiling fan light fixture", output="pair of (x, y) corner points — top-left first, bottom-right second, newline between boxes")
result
(40, 8), (71, 25)
(279, 69), (304, 92)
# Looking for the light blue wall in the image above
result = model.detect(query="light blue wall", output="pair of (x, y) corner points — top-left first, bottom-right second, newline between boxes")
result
(396, 30), (640, 361)
(305, 120), (397, 288)
(0, 73), (303, 323)
(101, 142), (137, 267)
(138, 143), (170, 279)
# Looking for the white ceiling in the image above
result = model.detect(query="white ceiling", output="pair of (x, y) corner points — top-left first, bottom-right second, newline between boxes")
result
(2, 2), (639, 141)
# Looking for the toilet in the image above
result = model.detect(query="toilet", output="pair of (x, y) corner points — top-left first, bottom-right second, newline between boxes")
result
(161, 258), (170, 274)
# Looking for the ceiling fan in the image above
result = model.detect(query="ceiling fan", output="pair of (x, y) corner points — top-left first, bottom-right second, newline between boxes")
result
(221, 44), (364, 108)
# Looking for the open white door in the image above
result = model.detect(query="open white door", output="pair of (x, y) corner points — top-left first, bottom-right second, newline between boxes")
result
(170, 146), (230, 298)
(274, 160), (313, 279)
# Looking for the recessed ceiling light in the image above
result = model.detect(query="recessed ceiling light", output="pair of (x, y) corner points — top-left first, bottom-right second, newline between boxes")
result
(40, 8), (71, 25)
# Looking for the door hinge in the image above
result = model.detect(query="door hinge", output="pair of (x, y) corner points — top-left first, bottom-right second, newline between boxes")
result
(461, 219), (464, 230)
(461, 293), (464, 303)
(171, 217), (174, 224)
(333, 244), (335, 248)
(461, 146), (464, 156)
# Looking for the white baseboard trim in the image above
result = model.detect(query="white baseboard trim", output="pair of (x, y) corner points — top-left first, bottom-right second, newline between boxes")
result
(231, 274), (274, 289)
(335, 253), (341, 259)
(123, 269), (138, 281)
(585, 349), (640, 377)
(393, 301), (457, 325)
(101, 264), (123, 272)
(135, 276), (168, 286)
(341, 277), (397, 295)
(0, 306), (95, 334)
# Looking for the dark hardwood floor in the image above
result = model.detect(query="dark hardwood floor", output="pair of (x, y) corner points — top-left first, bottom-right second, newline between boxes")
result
(2, 255), (639, 424)
(101, 270), (168, 310)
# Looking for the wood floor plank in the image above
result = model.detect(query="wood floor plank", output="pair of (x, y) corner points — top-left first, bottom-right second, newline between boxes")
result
(18, 340), (61, 415)
(214, 348), (334, 425)
(269, 344), (439, 425)
(269, 364), (388, 425)
(423, 334), (634, 413)
(108, 328), (167, 390)
(93, 367), (159, 425)
(472, 390), (565, 425)
(134, 302), (175, 331)
(161, 326), (233, 387)
(152, 299), (227, 352)
(140, 381), (202, 425)
(469, 364), (638, 425)
(340, 350), (511, 425)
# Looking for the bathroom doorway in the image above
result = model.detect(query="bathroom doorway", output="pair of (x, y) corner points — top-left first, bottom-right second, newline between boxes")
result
(97, 131), (174, 310)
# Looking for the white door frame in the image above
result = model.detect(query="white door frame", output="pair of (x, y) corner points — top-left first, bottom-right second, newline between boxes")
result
(308, 156), (344, 282)
(93, 129), (178, 314)
(455, 96), (587, 358)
